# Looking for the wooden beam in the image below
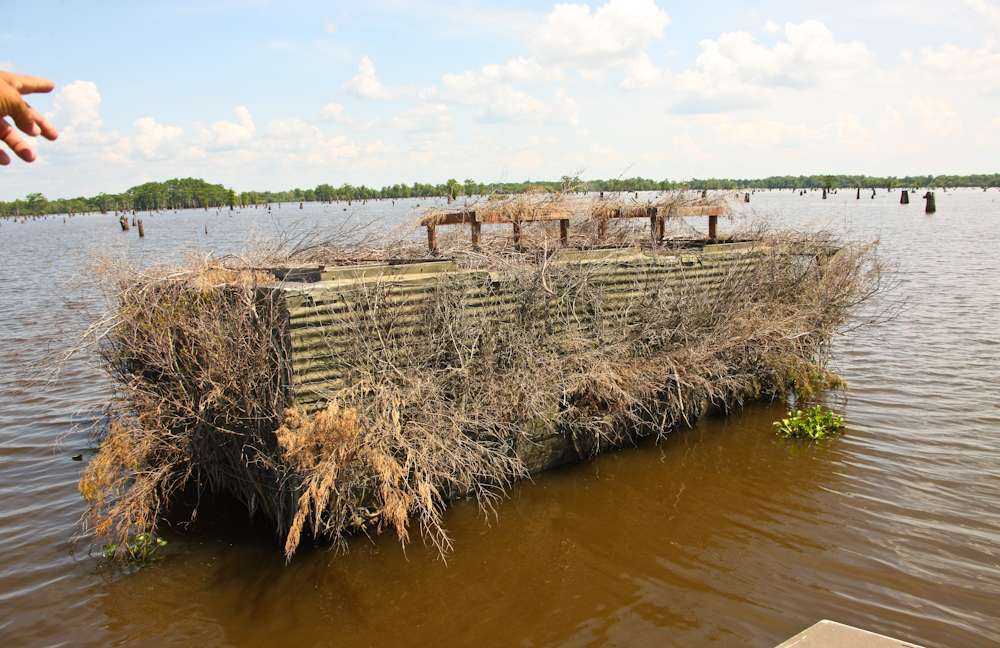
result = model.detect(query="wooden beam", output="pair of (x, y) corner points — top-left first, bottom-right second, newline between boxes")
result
(427, 225), (437, 250)
(560, 219), (569, 246)
(708, 215), (717, 240)
(471, 222), (481, 249)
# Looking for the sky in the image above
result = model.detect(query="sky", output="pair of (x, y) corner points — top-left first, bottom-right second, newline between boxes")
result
(1, 0), (998, 200)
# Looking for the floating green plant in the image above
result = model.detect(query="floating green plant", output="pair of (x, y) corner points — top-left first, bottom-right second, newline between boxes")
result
(774, 405), (844, 440)
(103, 532), (167, 564)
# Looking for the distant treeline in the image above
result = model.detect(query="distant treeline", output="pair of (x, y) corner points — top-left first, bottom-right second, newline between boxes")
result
(3, 173), (998, 217)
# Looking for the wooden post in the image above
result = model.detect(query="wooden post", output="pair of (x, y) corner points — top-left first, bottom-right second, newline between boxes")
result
(560, 219), (569, 246)
(924, 192), (936, 213)
(650, 215), (657, 244)
(137, 219), (145, 238)
(708, 214), (718, 240)
(900, 190), (909, 204)
(471, 222), (481, 249)
(427, 225), (437, 250)
(656, 216), (665, 241)
(856, 188), (860, 199)
(300, 202), (303, 209)
(598, 219), (607, 239)
(822, 188), (827, 199)
(513, 221), (521, 245)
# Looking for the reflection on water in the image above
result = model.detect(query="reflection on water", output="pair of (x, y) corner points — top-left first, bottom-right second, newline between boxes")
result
(1, 190), (998, 647)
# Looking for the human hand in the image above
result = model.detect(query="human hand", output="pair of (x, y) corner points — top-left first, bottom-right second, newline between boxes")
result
(0, 71), (59, 166)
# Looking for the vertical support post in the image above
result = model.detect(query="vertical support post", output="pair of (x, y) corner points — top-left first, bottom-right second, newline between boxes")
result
(471, 222), (481, 249)
(559, 219), (569, 246)
(598, 219), (607, 239)
(427, 225), (437, 251)
(656, 216), (665, 242)
(513, 221), (521, 245)
(708, 214), (718, 240)
(650, 215), (658, 245)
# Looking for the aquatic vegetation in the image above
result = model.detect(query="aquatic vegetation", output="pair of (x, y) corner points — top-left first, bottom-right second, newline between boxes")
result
(774, 405), (845, 440)
(102, 532), (167, 564)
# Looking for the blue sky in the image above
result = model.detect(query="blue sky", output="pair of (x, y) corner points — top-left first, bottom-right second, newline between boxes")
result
(2, 0), (997, 199)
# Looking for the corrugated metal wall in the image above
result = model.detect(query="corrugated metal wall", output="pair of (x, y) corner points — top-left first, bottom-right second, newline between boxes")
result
(269, 243), (763, 425)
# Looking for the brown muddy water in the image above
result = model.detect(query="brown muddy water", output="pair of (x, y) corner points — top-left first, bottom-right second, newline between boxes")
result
(1, 190), (998, 647)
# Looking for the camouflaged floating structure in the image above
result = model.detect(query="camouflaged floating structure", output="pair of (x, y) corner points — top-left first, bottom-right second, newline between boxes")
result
(265, 242), (762, 474)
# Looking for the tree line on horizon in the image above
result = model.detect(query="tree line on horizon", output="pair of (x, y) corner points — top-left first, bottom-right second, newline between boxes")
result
(2, 173), (998, 217)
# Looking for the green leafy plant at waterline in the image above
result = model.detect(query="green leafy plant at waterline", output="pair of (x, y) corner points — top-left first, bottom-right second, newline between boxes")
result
(774, 406), (844, 440)
(103, 532), (167, 563)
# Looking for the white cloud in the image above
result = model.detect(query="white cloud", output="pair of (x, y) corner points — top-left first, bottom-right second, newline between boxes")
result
(388, 103), (452, 132)
(196, 106), (256, 149)
(342, 56), (411, 100)
(262, 117), (359, 163)
(323, 20), (338, 33)
(673, 20), (873, 112)
(311, 102), (381, 130)
(365, 140), (400, 155)
(132, 117), (185, 159)
(676, 133), (713, 161)
(763, 20), (782, 34)
(918, 44), (1000, 94)
(909, 96), (962, 137)
(42, 81), (131, 162)
(47, 80), (103, 128)
(879, 105), (905, 134)
(964, 0), (1000, 28)
(504, 56), (566, 82)
(835, 112), (869, 147)
(529, 0), (670, 70)
(482, 85), (548, 121)
(433, 60), (576, 124)
(0, 61), (13, 72)
(699, 114), (828, 149)
(618, 52), (665, 89)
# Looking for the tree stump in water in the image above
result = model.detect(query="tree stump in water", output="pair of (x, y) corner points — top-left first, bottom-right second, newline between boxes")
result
(924, 192), (936, 213)
(900, 190), (909, 204)
(137, 219), (145, 238)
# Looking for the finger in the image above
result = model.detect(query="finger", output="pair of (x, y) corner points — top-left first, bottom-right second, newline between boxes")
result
(27, 106), (58, 140)
(9, 74), (55, 95)
(8, 99), (40, 137)
(0, 118), (36, 162)
(0, 149), (9, 165)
